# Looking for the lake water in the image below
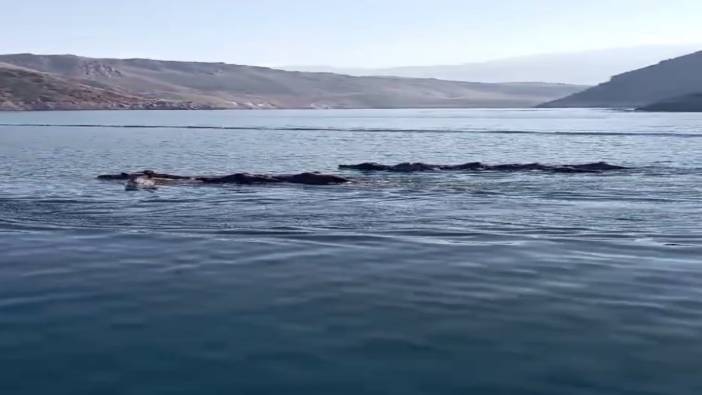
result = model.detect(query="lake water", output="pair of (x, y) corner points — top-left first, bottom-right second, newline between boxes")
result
(1, 108), (701, 395)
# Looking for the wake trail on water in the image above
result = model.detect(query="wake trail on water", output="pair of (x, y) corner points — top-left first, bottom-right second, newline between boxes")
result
(1, 123), (701, 137)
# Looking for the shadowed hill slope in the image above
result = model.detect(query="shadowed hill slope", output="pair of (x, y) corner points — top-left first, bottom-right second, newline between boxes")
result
(638, 93), (702, 112)
(540, 51), (702, 108)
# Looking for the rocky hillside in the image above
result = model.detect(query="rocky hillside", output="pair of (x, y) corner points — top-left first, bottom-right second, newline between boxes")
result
(0, 64), (216, 111)
(540, 51), (702, 108)
(0, 54), (586, 110)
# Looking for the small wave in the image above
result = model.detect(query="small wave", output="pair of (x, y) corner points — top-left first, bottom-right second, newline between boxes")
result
(1, 123), (701, 137)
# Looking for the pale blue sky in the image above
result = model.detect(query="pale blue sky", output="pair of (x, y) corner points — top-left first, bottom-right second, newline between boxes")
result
(2, 0), (701, 67)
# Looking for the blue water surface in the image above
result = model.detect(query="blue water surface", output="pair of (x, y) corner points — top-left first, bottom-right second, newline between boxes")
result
(1, 109), (702, 395)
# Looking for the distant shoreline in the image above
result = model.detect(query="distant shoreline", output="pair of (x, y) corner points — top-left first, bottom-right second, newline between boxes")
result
(4, 107), (696, 113)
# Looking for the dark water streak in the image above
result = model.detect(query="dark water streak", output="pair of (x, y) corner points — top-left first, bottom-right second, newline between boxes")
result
(3, 122), (702, 137)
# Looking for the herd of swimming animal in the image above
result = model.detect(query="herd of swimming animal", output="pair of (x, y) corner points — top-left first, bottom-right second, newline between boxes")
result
(97, 161), (629, 190)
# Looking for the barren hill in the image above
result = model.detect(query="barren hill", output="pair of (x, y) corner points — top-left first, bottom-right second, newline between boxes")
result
(0, 54), (586, 110)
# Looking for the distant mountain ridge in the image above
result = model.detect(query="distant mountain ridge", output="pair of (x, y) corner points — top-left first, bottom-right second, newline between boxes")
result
(0, 54), (586, 111)
(284, 44), (702, 85)
(540, 50), (702, 109)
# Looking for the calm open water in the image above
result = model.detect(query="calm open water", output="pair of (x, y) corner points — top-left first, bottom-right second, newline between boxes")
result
(1, 108), (702, 395)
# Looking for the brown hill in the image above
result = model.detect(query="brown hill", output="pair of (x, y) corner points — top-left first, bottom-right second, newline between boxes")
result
(0, 63), (213, 111)
(0, 54), (586, 110)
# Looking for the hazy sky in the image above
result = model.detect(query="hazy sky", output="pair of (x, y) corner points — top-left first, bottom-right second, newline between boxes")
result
(2, 0), (701, 67)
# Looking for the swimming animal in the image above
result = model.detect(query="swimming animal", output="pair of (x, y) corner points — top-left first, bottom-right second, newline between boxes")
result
(338, 161), (628, 173)
(99, 161), (629, 191)
(98, 170), (350, 188)
(125, 175), (158, 191)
